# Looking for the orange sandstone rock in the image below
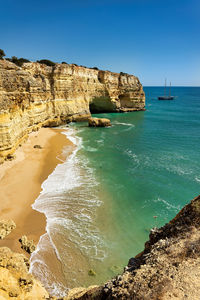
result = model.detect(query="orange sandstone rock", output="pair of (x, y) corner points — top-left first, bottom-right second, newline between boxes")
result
(88, 117), (111, 127)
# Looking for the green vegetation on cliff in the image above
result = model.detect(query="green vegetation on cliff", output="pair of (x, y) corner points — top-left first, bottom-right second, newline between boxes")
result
(0, 49), (5, 60)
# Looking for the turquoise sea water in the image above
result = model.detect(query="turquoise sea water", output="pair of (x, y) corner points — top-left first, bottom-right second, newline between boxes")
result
(32, 87), (200, 296)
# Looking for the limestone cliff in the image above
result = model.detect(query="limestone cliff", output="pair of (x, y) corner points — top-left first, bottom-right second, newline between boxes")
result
(0, 60), (145, 162)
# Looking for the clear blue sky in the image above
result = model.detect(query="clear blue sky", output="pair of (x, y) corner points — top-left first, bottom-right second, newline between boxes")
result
(0, 0), (199, 86)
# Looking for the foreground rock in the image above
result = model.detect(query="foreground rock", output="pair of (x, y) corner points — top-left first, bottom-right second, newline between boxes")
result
(0, 247), (98, 300)
(0, 247), (48, 299)
(88, 117), (111, 127)
(0, 219), (16, 239)
(19, 235), (36, 254)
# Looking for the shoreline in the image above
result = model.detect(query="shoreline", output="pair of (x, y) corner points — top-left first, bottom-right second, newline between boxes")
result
(0, 127), (74, 255)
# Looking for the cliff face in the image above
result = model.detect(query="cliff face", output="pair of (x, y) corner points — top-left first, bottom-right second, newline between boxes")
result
(0, 60), (145, 162)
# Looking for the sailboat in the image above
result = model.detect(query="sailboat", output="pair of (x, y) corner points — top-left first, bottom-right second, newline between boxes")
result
(158, 79), (174, 100)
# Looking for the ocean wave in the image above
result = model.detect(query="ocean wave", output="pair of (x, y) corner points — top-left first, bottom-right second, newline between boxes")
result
(143, 153), (194, 177)
(165, 165), (192, 176)
(31, 126), (106, 295)
(113, 121), (135, 127)
(124, 149), (140, 165)
(97, 139), (104, 145)
(30, 233), (69, 297)
(82, 145), (98, 152)
(112, 121), (135, 132)
(195, 176), (200, 183)
(153, 197), (181, 212)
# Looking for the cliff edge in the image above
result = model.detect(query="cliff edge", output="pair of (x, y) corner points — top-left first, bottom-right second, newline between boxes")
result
(0, 60), (145, 162)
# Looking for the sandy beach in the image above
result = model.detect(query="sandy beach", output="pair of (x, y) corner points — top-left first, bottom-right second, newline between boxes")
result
(0, 127), (74, 254)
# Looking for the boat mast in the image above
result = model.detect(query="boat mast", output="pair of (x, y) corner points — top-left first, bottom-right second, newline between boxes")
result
(164, 78), (167, 97)
(169, 82), (171, 97)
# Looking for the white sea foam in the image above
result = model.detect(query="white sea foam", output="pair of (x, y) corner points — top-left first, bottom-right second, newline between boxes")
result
(83, 146), (98, 152)
(165, 165), (192, 176)
(195, 176), (200, 183)
(148, 153), (194, 177)
(124, 149), (140, 165)
(97, 139), (104, 145)
(30, 126), (106, 296)
(153, 197), (181, 212)
(30, 233), (69, 297)
(113, 121), (135, 127)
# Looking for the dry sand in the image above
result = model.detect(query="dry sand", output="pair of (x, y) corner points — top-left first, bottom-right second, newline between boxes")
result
(0, 127), (74, 254)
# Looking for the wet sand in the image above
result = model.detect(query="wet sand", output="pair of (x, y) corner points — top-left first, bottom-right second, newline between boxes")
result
(0, 127), (74, 254)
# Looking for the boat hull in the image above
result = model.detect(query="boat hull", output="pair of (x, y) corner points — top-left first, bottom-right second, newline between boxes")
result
(158, 96), (175, 100)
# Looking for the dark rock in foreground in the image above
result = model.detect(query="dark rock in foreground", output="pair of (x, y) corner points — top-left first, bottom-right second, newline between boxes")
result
(19, 235), (36, 254)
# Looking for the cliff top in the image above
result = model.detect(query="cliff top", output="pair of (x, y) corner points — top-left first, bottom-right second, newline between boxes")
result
(0, 58), (138, 80)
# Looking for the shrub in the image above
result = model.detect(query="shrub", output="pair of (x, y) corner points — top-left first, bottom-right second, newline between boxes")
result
(37, 59), (56, 67)
(120, 71), (127, 76)
(91, 67), (99, 70)
(5, 56), (30, 67)
(11, 56), (30, 67)
(61, 61), (68, 64)
(0, 49), (5, 60)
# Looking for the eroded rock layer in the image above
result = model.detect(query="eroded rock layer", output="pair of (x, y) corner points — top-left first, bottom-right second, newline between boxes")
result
(0, 60), (145, 161)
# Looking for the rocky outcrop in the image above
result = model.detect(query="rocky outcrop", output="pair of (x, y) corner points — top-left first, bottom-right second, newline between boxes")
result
(0, 219), (16, 239)
(0, 60), (145, 162)
(88, 117), (111, 127)
(19, 235), (36, 254)
(0, 247), (48, 299)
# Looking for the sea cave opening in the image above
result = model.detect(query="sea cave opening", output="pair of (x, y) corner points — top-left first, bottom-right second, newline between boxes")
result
(89, 96), (116, 113)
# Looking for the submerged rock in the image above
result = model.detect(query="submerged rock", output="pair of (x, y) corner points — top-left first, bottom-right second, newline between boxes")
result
(88, 117), (111, 127)
(88, 269), (96, 276)
(19, 235), (36, 254)
(0, 219), (16, 239)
